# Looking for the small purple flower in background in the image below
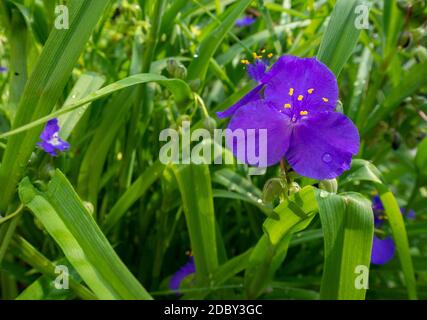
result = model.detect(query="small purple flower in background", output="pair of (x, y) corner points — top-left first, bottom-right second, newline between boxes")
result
(371, 195), (415, 265)
(169, 256), (195, 293)
(371, 236), (396, 265)
(235, 16), (256, 28)
(37, 118), (70, 157)
(217, 55), (360, 180)
(0, 66), (7, 73)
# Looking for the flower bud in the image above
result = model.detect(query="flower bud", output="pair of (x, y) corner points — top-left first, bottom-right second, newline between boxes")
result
(319, 179), (338, 194)
(399, 31), (412, 49)
(288, 181), (301, 195)
(176, 115), (191, 128)
(189, 79), (201, 91)
(414, 46), (427, 63)
(166, 59), (187, 79)
(262, 178), (284, 204)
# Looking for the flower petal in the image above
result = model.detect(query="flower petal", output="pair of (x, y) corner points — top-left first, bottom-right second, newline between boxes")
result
(37, 142), (57, 157)
(216, 84), (263, 119)
(169, 257), (196, 292)
(285, 112), (359, 180)
(247, 59), (268, 83)
(371, 236), (396, 265)
(235, 16), (256, 27)
(264, 56), (338, 113)
(40, 119), (60, 140)
(226, 100), (291, 167)
(405, 208), (416, 220)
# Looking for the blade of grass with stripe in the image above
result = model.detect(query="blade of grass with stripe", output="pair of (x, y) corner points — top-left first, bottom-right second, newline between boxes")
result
(316, 191), (374, 300)
(18, 170), (152, 300)
(375, 185), (418, 300)
(58, 72), (106, 140)
(317, 0), (363, 76)
(338, 159), (417, 299)
(173, 164), (218, 285)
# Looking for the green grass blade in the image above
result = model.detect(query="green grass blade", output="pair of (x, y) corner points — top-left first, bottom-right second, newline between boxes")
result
(18, 170), (152, 300)
(361, 61), (427, 135)
(317, 0), (362, 76)
(187, 0), (253, 84)
(58, 72), (106, 140)
(11, 237), (95, 300)
(338, 160), (418, 299)
(376, 184), (418, 300)
(316, 191), (374, 300)
(173, 164), (218, 283)
(0, 74), (192, 139)
(103, 160), (166, 233)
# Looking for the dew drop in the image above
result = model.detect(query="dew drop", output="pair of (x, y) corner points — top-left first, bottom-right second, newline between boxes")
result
(322, 153), (332, 163)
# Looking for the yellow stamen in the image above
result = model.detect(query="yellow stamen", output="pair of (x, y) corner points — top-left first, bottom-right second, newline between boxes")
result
(307, 88), (314, 94)
(300, 110), (308, 116)
(322, 97), (329, 102)
(289, 88), (294, 96)
(267, 53), (273, 58)
(284, 103), (291, 109)
(241, 59), (250, 65)
(298, 95), (304, 101)
(261, 49), (266, 53)
(252, 52), (262, 59)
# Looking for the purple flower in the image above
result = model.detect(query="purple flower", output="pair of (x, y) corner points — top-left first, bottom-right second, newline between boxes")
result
(217, 55), (360, 180)
(246, 59), (269, 83)
(235, 16), (256, 27)
(36, 119), (70, 157)
(0, 66), (7, 73)
(169, 256), (195, 293)
(371, 236), (396, 265)
(371, 195), (416, 265)
(372, 195), (416, 227)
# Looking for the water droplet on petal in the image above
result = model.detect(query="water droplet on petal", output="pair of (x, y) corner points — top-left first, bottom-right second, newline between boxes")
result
(322, 153), (332, 163)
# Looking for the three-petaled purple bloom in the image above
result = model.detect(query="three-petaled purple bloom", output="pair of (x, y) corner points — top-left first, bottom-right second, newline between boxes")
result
(169, 256), (196, 293)
(37, 118), (70, 157)
(371, 195), (415, 265)
(235, 16), (256, 28)
(217, 55), (360, 180)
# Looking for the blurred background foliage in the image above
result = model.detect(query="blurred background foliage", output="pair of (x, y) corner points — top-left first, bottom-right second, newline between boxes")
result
(0, 0), (426, 300)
